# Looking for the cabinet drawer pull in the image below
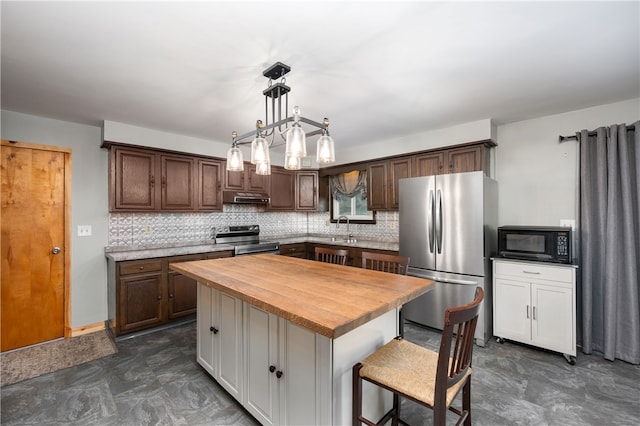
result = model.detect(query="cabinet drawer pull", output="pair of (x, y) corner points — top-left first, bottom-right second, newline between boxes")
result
(522, 270), (541, 274)
(269, 365), (276, 373)
(138, 266), (144, 270)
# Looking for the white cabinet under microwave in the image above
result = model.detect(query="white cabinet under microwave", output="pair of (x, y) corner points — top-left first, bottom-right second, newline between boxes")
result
(492, 259), (577, 364)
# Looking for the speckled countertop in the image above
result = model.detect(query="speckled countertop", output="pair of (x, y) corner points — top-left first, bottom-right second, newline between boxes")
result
(105, 234), (399, 262)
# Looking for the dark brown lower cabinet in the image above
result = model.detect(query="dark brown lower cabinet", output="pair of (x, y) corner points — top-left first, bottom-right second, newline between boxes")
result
(118, 269), (164, 333)
(115, 251), (233, 335)
(279, 243), (308, 258)
(167, 254), (204, 320)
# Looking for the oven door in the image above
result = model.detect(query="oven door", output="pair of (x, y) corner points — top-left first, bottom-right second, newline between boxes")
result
(234, 242), (280, 256)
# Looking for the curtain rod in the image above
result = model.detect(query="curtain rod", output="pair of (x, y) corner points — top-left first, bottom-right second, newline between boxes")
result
(559, 124), (636, 143)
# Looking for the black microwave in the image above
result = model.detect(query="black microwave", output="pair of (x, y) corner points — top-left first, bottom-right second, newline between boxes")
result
(497, 226), (572, 264)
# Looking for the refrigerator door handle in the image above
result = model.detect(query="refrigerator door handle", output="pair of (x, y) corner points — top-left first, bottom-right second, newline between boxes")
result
(428, 190), (435, 253)
(435, 189), (443, 254)
(419, 274), (478, 286)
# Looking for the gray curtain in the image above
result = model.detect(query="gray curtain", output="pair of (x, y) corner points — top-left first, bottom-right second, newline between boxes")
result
(329, 170), (367, 201)
(579, 121), (640, 364)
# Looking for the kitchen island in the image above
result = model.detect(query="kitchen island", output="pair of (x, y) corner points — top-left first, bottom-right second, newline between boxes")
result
(170, 254), (433, 426)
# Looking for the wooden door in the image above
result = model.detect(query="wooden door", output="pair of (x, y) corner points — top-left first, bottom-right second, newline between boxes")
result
(161, 154), (195, 210)
(1, 140), (70, 351)
(247, 165), (269, 192)
(198, 159), (223, 211)
(268, 167), (295, 210)
(224, 167), (245, 191)
(111, 147), (157, 211)
(388, 157), (412, 210)
(367, 161), (388, 210)
(414, 152), (444, 176)
(446, 145), (483, 174)
(118, 271), (164, 333)
(295, 171), (317, 210)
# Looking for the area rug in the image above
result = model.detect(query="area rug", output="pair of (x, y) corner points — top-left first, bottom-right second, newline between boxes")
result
(1, 330), (118, 387)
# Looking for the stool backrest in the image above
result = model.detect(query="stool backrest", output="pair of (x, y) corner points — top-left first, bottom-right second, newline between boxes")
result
(361, 251), (409, 275)
(315, 246), (349, 265)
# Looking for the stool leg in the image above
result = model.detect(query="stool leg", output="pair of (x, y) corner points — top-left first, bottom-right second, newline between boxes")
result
(353, 363), (363, 426)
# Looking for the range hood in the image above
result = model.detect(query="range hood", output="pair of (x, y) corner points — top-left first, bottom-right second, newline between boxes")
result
(223, 190), (270, 204)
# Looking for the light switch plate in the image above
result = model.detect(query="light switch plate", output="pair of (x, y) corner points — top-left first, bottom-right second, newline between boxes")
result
(77, 225), (92, 237)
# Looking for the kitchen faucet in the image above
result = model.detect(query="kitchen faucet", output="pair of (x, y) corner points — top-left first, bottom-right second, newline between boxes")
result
(336, 215), (352, 242)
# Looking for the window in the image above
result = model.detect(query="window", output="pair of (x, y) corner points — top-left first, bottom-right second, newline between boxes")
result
(332, 192), (375, 222)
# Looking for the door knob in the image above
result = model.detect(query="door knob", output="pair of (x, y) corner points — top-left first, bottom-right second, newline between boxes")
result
(52, 247), (61, 255)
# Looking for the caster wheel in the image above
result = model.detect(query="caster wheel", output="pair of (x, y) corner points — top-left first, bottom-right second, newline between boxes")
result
(496, 337), (505, 344)
(563, 354), (576, 365)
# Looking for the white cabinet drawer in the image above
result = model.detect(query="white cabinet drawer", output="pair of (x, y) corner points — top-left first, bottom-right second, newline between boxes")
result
(495, 261), (573, 283)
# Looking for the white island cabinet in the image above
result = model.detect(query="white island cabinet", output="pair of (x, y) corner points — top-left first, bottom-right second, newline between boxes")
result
(493, 259), (577, 364)
(172, 254), (433, 425)
(197, 285), (243, 400)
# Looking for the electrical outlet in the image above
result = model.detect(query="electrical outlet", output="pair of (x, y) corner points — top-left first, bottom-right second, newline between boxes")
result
(145, 225), (152, 235)
(390, 222), (396, 230)
(77, 225), (92, 237)
(560, 219), (575, 231)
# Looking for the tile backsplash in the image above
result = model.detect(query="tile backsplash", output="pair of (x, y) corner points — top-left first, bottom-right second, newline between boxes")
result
(108, 205), (399, 247)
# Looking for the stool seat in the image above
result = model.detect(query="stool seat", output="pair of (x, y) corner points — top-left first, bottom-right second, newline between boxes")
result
(360, 338), (470, 408)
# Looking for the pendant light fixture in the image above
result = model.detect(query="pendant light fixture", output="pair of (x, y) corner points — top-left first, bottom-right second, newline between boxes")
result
(226, 62), (336, 174)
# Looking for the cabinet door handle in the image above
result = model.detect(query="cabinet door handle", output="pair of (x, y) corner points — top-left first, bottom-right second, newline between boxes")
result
(169, 293), (174, 298)
(157, 295), (162, 301)
(210, 326), (219, 334)
(526, 305), (530, 319)
(522, 270), (541, 275)
(269, 365), (276, 373)
(532, 306), (536, 320)
(150, 176), (155, 187)
(276, 370), (283, 379)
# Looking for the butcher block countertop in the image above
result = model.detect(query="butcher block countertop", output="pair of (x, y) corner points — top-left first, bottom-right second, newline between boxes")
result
(170, 254), (433, 339)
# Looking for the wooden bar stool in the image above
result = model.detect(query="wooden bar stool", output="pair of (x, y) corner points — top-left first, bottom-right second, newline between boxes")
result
(315, 246), (349, 265)
(353, 287), (484, 426)
(361, 251), (409, 336)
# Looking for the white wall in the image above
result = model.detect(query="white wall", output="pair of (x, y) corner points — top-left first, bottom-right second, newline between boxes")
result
(1, 110), (108, 329)
(496, 98), (639, 227)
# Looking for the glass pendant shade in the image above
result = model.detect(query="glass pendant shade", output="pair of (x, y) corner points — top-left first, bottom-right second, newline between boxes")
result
(316, 134), (335, 164)
(285, 125), (306, 157)
(250, 136), (270, 164)
(255, 161), (271, 175)
(226, 145), (244, 171)
(284, 153), (302, 170)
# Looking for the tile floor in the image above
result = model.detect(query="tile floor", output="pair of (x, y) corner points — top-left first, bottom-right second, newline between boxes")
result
(2, 321), (639, 425)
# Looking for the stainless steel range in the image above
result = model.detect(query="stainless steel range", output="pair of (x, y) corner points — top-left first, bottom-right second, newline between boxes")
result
(213, 225), (279, 256)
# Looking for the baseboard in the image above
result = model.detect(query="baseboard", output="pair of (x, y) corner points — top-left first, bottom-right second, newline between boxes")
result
(69, 322), (106, 337)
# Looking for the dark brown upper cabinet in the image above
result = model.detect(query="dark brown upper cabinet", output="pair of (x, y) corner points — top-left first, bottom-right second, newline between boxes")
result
(108, 144), (223, 212)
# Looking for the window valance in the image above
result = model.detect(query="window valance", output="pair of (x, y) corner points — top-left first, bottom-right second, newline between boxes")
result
(329, 170), (368, 201)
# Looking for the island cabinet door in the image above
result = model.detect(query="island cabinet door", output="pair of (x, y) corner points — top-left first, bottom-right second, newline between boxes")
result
(280, 320), (332, 426)
(197, 285), (244, 401)
(244, 304), (280, 426)
(196, 284), (217, 377)
(217, 290), (244, 400)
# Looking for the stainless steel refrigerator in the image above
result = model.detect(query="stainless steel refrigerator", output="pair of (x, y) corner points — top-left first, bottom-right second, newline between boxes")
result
(399, 171), (497, 346)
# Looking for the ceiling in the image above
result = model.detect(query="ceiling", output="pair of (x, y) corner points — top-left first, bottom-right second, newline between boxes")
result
(2, 1), (639, 151)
